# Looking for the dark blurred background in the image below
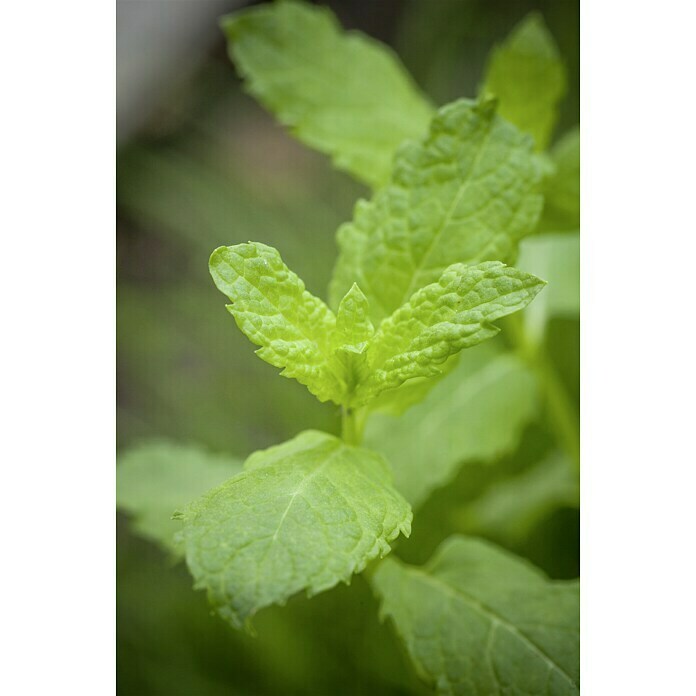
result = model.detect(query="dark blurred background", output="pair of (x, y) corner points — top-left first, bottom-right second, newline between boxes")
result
(117, 1), (579, 693)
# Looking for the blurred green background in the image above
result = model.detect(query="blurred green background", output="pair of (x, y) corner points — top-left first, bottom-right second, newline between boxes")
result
(117, 1), (579, 693)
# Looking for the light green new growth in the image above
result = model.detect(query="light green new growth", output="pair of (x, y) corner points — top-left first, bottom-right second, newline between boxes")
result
(334, 283), (374, 351)
(211, 243), (543, 410)
(177, 431), (412, 629)
(209, 243), (345, 404)
(116, 441), (243, 554)
(540, 127), (580, 232)
(353, 261), (545, 405)
(482, 13), (567, 151)
(329, 98), (544, 324)
(333, 283), (374, 391)
(221, 0), (434, 189)
(372, 536), (579, 695)
(365, 342), (538, 507)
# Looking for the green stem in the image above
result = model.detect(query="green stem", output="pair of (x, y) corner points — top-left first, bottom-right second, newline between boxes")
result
(341, 406), (365, 446)
(508, 315), (580, 472)
(534, 350), (580, 472)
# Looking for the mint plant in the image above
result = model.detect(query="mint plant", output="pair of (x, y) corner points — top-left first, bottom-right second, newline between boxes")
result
(117, 2), (580, 693)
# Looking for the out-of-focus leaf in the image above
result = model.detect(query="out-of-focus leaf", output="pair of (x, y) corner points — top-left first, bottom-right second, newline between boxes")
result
(540, 126), (580, 232)
(372, 536), (579, 695)
(178, 431), (411, 629)
(118, 527), (425, 696)
(517, 232), (579, 345)
(117, 140), (356, 292)
(117, 440), (243, 553)
(458, 452), (579, 543)
(481, 13), (567, 151)
(329, 98), (543, 323)
(221, 0), (434, 188)
(365, 341), (539, 507)
(117, 282), (339, 453)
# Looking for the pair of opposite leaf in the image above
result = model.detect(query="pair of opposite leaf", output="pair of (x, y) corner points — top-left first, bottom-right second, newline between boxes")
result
(209, 242), (545, 411)
(209, 95), (547, 412)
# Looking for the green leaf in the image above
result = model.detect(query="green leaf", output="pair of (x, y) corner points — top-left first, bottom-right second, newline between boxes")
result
(209, 242), (346, 404)
(459, 453), (579, 544)
(353, 262), (545, 406)
(372, 536), (579, 695)
(334, 283), (374, 351)
(539, 127), (580, 232)
(365, 353), (461, 417)
(481, 13), (567, 151)
(221, 0), (434, 189)
(177, 430), (412, 630)
(329, 98), (544, 323)
(333, 283), (374, 391)
(116, 440), (243, 554)
(517, 232), (579, 346)
(365, 342), (538, 507)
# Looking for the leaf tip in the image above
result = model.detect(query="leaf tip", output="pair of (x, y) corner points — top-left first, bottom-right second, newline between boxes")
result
(218, 13), (236, 38)
(209, 245), (228, 268)
(476, 93), (499, 116)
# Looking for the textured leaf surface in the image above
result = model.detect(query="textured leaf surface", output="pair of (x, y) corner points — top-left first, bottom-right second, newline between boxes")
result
(517, 232), (579, 345)
(334, 283), (374, 350)
(178, 431), (412, 629)
(539, 127), (580, 232)
(221, 0), (434, 188)
(482, 13), (566, 151)
(366, 353), (461, 417)
(116, 441), (243, 553)
(365, 342), (538, 507)
(210, 243), (345, 404)
(333, 283), (374, 390)
(329, 98), (543, 323)
(373, 536), (579, 695)
(354, 262), (545, 405)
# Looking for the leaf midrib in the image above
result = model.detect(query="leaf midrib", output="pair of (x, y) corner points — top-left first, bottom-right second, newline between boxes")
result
(269, 442), (343, 544)
(407, 566), (578, 691)
(397, 116), (495, 307)
(219, 252), (346, 392)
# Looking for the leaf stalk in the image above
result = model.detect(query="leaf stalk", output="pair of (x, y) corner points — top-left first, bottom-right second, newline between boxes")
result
(341, 406), (366, 446)
(508, 314), (580, 472)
